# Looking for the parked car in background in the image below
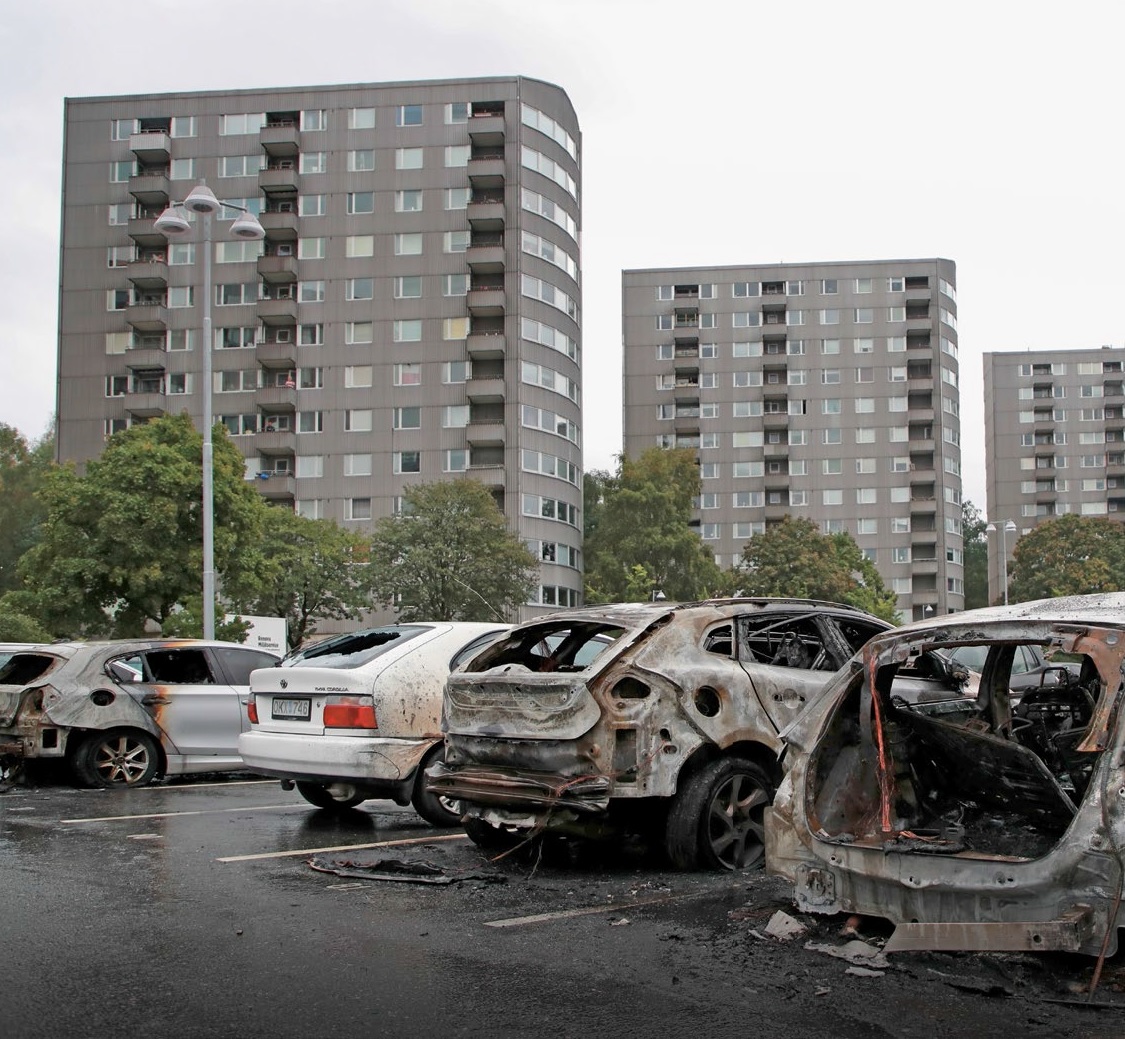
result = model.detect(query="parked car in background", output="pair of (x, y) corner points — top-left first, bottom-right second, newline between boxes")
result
(767, 593), (1125, 956)
(239, 622), (509, 823)
(429, 599), (930, 870)
(0, 640), (281, 787)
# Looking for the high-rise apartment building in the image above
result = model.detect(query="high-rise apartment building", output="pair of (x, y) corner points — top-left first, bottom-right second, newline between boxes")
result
(622, 259), (963, 619)
(983, 347), (1125, 602)
(56, 77), (583, 618)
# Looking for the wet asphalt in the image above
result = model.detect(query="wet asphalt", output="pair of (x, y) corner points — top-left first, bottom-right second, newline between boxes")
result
(3, 773), (1124, 1038)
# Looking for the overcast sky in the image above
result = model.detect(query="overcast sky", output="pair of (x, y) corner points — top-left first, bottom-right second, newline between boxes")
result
(2, 0), (1122, 510)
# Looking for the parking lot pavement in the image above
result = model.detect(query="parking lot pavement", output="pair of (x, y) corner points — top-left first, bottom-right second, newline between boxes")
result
(4, 774), (1125, 1039)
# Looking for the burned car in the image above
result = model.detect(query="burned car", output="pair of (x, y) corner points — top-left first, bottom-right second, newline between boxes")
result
(0, 640), (280, 787)
(767, 593), (1125, 956)
(428, 599), (922, 870)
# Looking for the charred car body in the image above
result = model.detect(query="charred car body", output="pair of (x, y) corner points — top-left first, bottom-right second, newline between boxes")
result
(767, 593), (1125, 956)
(428, 599), (932, 870)
(0, 640), (280, 786)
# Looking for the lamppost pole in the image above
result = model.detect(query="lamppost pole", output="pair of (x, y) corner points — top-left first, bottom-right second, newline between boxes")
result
(155, 185), (263, 640)
(985, 519), (1019, 605)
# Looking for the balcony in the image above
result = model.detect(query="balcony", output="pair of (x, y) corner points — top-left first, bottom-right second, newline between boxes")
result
(257, 253), (298, 283)
(128, 171), (170, 207)
(466, 421), (505, 447)
(466, 332), (506, 360)
(467, 114), (505, 148)
(125, 391), (165, 418)
(467, 154), (505, 189)
(763, 443), (789, 459)
(466, 239), (504, 274)
(764, 502), (790, 521)
(127, 255), (168, 291)
(256, 340), (297, 368)
(260, 122), (300, 157)
(467, 288), (505, 317)
(256, 386), (297, 411)
(257, 298), (298, 323)
(129, 130), (170, 163)
(466, 377), (506, 404)
(125, 302), (168, 332)
(467, 463), (506, 489)
(762, 412), (789, 429)
(467, 200), (505, 231)
(259, 164), (299, 195)
(258, 209), (299, 239)
(124, 345), (167, 371)
(127, 216), (167, 249)
(255, 429), (297, 453)
(253, 473), (296, 502)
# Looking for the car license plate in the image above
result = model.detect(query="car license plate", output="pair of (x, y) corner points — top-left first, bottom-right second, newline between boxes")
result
(272, 697), (311, 720)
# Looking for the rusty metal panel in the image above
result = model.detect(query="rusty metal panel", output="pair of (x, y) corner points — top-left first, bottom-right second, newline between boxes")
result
(885, 906), (1095, 953)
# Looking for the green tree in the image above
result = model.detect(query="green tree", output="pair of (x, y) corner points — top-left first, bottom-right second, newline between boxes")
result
(1007, 514), (1125, 603)
(0, 604), (53, 643)
(12, 414), (267, 637)
(228, 507), (374, 649)
(962, 500), (989, 609)
(732, 516), (900, 622)
(582, 448), (724, 603)
(0, 422), (55, 597)
(368, 479), (538, 622)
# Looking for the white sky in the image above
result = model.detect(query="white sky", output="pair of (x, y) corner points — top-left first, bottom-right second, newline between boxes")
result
(3, 0), (1123, 511)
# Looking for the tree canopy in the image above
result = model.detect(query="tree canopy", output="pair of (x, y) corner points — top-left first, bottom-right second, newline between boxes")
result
(368, 479), (538, 622)
(962, 500), (989, 609)
(733, 516), (900, 622)
(9, 414), (266, 637)
(227, 506), (374, 649)
(0, 423), (55, 598)
(582, 448), (724, 603)
(1007, 514), (1125, 603)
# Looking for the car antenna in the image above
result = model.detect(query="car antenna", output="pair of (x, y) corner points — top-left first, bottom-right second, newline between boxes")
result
(448, 575), (506, 623)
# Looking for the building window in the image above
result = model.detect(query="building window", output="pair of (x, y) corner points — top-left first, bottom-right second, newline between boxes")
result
(445, 187), (470, 210)
(298, 281), (325, 303)
(394, 363), (422, 386)
(393, 407), (421, 430)
(346, 191), (375, 215)
(345, 498), (372, 521)
(299, 152), (328, 174)
(396, 147), (424, 170)
(394, 451), (421, 474)
(820, 309), (840, 325)
(443, 405), (469, 428)
(347, 149), (375, 172)
(394, 233), (423, 255)
(396, 104), (423, 126)
(854, 308), (874, 323)
(445, 145), (470, 167)
(348, 107), (376, 129)
(444, 230), (471, 253)
(345, 235), (375, 258)
(300, 109), (327, 131)
(394, 275), (422, 299)
(298, 238), (326, 260)
(443, 274), (469, 296)
(394, 319), (423, 342)
(396, 189), (423, 212)
(443, 317), (470, 340)
(295, 456), (323, 479)
(343, 453), (372, 476)
(344, 365), (373, 388)
(346, 277), (374, 301)
(345, 321), (373, 344)
(298, 194), (327, 217)
(446, 102), (470, 124)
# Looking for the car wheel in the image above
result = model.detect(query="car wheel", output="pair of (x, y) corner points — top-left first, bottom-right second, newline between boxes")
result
(295, 781), (367, 810)
(75, 729), (161, 788)
(463, 817), (527, 853)
(410, 745), (463, 828)
(664, 756), (773, 871)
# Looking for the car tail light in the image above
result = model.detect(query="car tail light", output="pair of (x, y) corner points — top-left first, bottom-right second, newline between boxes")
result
(323, 695), (377, 729)
(247, 695), (258, 724)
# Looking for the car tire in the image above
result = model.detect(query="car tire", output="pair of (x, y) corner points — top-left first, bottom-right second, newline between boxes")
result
(295, 781), (368, 810)
(410, 745), (463, 828)
(664, 756), (774, 871)
(74, 729), (161, 788)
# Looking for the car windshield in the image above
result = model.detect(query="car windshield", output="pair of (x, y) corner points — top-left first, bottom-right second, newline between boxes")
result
(283, 626), (430, 669)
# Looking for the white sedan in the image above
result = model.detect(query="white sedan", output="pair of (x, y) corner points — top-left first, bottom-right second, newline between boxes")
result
(239, 622), (509, 823)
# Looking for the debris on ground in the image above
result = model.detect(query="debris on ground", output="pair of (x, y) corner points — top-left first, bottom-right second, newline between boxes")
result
(805, 939), (890, 970)
(765, 910), (808, 941)
(308, 854), (507, 885)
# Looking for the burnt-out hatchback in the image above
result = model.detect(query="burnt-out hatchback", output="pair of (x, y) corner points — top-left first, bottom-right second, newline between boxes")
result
(428, 599), (901, 870)
(0, 640), (280, 787)
(766, 593), (1125, 956)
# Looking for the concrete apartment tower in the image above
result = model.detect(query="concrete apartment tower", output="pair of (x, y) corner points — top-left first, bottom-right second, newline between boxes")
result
(56, 77), (583, 619)
(622, 259), (962, 620)
(983, 347), (1125, 603)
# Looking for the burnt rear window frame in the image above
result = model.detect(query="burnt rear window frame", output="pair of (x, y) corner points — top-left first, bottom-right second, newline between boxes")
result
(283, 625), (431, 670)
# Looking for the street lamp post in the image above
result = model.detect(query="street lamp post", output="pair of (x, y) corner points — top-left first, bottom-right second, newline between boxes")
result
(985, 519), (1019, 605)
(154, 185), (264, 640)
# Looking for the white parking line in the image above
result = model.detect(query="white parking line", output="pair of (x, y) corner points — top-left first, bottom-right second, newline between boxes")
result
(216, 832), (469, 863)
(61, 803), (298, 824)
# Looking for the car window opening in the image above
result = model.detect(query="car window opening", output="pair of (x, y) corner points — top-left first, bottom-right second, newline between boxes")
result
(144, 649), (215, 685)
(0, 654), (58, 686)
(471, 624), (623, 673)
(287, 626), (429, 669)
(807, 638), (1108, 861)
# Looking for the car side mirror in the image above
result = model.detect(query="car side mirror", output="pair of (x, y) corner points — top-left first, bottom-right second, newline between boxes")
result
(108, 661), (142, 683)
(948, 662), (971, 688)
